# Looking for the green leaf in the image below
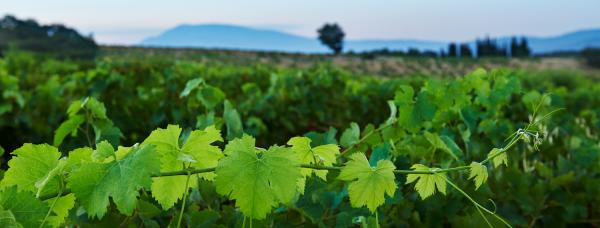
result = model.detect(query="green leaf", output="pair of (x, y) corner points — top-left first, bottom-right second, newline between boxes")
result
(1, 144), (62, 195)
(180, 78), (204, 97)
(223, 100), (243, 140)
(385, 100), (397, 125)
(340, 122), (360, 148)
(487, 148), (507, 168)
(287, 136), (340, 180)
(66, 100), (83, 117)
(468, 162), (488, 190)
(142, 125), (223, 209)
(405, 164), (447, 199)
(34, 158), (66, 198)
(0, 187), (49, 228)
(424, 132), (460, 161)
(215, 135), (302, 220)
(68, 144), (160, 218)
(84, 97), (108, 119)
(197, 85), (225, 110)
(45, 193), (76, 228)
(53, 114), (84, 146)
(92, 140), (115, 162)
(92, 120), (122, 147)
(338, 153), (396, 213)
(0, 208), (22, 228)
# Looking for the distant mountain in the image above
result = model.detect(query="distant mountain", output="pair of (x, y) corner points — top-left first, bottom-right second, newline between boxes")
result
(141, 24), (600, 54)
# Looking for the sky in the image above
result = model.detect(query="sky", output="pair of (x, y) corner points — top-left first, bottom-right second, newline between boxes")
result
(2, 0), (600, 45)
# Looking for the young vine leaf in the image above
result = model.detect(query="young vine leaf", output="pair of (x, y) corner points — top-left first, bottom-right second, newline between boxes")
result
(487, 148), (507, 168)
(45, 194), (76, 228)
(288, 136), (339, 179)
(53, 114), (84, 147)
(1, 144), (62, 195)
(142, 125), (223, 209)
(406, 164), (447, 199)
(68, 144), (160, 218)
(92, 140), (115, 162)
(340, 122), (360, 147)
(215, 135), (302, 220)
(288, 136), (340, 192)
(338, 153), (396, 213)
(468, 162), (488, 190)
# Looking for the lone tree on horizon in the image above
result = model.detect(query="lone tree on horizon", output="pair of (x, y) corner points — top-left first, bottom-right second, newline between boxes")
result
(317, 23), (345, 54)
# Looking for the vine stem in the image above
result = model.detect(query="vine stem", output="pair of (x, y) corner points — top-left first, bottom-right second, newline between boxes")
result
(39, 178), (64, 228)
(443, 176), (512, 228)
(176, 163), (192, 228)
(38, 164), (469, 200)
(375, 210), (380, 228)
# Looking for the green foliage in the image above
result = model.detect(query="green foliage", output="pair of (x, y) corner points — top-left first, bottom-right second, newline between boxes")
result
(487, 148), (507, 168)
(1, 144), (62, 195)
(340, 122), (360, 147)
(215, 135), (302, 220)
(223, 100), (243, 140)
(0, 53), (597, 227)
(468, 162), (488, 190)
(287, 136), (339, 186)
(338, 153), (396, 212)
(405, 164), (447, 199)
(142, 125), (223, 209)
(0, 187), (49, 228)
(68, 144), (160, 218)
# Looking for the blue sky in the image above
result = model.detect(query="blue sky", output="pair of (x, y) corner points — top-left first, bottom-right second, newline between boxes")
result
(2, 0), (599, 44)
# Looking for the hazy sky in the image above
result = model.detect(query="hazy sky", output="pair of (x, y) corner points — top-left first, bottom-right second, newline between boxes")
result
(2, 0), (600, 44)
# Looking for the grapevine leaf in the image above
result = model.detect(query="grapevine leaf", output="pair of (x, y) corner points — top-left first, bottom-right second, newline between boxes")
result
(68, 144), (160, 218)
(1, 144), (62, 195)
(340, 122), (360, 147)
(45, 193), (76, 228)
(424, 132), (459, 161)
(468, 162), (488, 190)
(66, 100), (83, 117)
(287, 136), (340, 179)
(143, 125), (223, 209)
(180, 78), (203, 97)
(487, 148), (507, 168)
(215, 135), (302, 220)
(92, 140), (115, 162)
(405, 164), (447, 199)
(224, 100), (243, 140)
(0, 187), (49, 228)
(0, 208), (22, 228)
(197, 85), (225, 110)
(385, 100), (397, 125)
(338, 153), (396, 213)
(65, 147), (93, 171)
(34, 158), (66, 198)
(53, 114), (84, 146)
(84, 97), (107, 119)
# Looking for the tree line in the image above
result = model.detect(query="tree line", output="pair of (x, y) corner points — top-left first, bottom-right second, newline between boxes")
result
(317, 23), (532, 58)
(0, 15), (98, 60)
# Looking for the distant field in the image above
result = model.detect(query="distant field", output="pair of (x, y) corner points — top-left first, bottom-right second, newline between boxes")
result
(101, 45), (600, 77)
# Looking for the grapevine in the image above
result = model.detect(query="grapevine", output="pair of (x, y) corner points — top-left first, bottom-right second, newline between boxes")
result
(1, 65), (580, 227)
